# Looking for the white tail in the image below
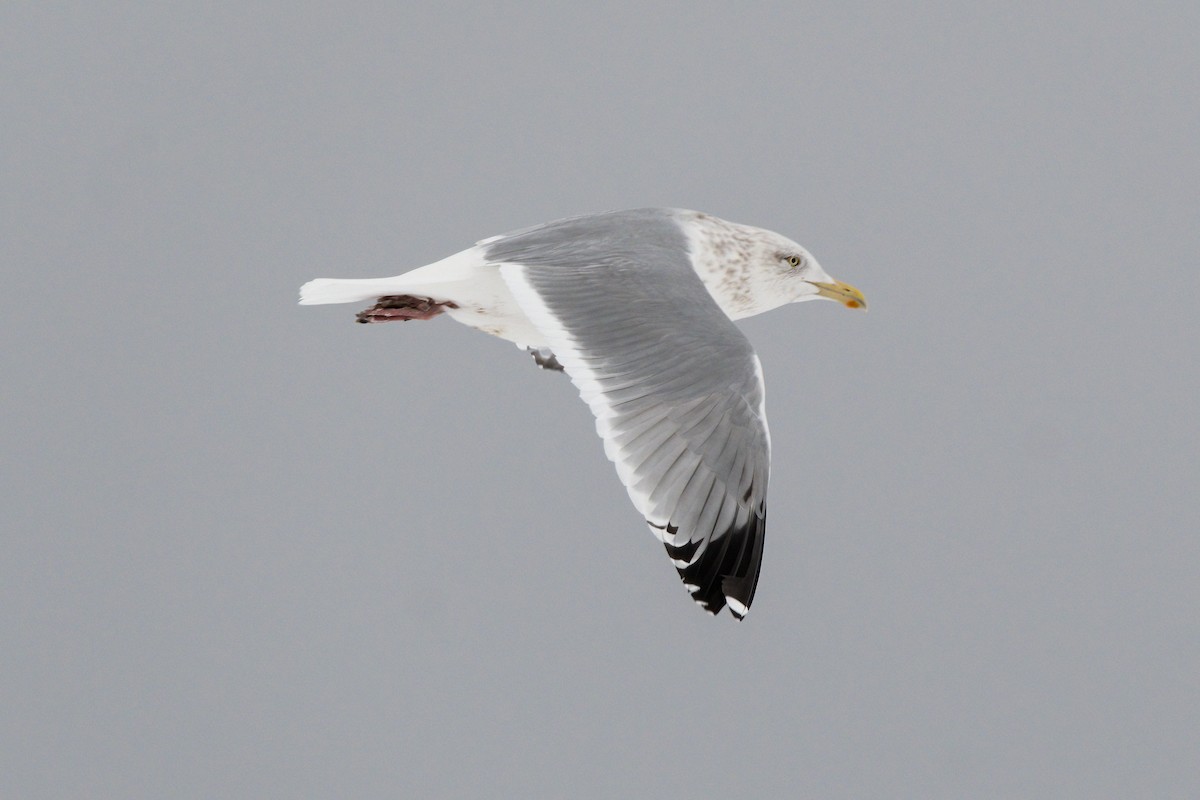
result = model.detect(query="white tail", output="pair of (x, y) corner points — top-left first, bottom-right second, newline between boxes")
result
(299, 248), (491, 307)
(298, 278), (411, 306)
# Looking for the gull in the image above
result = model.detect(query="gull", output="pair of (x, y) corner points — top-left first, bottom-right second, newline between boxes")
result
(300, 208), (865, 618)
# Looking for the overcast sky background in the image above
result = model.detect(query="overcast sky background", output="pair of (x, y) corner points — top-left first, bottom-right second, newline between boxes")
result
(4, 3), (1198, 798)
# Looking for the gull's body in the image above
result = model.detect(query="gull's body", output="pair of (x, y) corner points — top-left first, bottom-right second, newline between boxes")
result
(300, 208), (865, 618)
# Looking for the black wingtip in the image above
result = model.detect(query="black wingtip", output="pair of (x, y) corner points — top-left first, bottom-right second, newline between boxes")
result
(719, 518), (766, 617)
(671, 502), (766, 619)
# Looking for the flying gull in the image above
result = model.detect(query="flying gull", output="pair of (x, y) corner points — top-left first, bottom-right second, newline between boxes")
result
(299, 208), (865, 618)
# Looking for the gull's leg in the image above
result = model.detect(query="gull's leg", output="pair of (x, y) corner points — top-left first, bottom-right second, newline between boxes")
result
(527, 347), (565, 372)
(355, 295), (459, 324)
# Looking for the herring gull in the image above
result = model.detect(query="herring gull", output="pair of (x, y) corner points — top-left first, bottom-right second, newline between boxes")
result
(299, 208), (866, 618)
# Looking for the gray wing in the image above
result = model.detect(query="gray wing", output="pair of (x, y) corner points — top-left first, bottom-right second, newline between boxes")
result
(490, 210), (770, 618)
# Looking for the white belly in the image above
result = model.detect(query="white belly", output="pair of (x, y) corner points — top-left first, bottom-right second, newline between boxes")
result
(399, 247), (547, 348)
(442, 268), (546, 348)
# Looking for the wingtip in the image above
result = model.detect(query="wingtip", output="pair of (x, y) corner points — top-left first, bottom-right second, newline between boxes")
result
(689, 594), (749, 619)
(726, 596), (750, 620)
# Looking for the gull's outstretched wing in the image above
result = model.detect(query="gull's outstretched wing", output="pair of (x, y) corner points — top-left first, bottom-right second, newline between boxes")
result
(490, 209), (770, 618)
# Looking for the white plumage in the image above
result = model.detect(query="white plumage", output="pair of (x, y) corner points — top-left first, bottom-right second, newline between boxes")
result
(300, 208), (866, 618)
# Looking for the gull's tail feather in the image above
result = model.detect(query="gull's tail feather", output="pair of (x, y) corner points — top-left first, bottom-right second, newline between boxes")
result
(300, 248), (490, 306)
(298, 278), (416, 306)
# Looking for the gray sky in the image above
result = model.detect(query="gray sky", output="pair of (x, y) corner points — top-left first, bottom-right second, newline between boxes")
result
(4, 2), (1198, 798)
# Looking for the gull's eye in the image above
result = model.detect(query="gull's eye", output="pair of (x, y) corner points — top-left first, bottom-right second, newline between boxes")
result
(786, 255), (802, 268)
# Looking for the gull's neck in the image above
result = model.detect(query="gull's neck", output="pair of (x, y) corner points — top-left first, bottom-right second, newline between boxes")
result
(675, 210), (787, 320)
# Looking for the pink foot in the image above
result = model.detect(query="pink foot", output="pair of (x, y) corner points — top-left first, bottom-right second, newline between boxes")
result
(356, 295), (458, 324)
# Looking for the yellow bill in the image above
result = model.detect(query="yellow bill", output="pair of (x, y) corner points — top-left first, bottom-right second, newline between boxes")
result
(806, 280), (867, 310)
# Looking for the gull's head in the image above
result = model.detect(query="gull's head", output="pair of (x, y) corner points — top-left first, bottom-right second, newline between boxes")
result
(681, 211), (867, 318)
(755, 229), (867, 312)
(785, 249), (867, 311)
